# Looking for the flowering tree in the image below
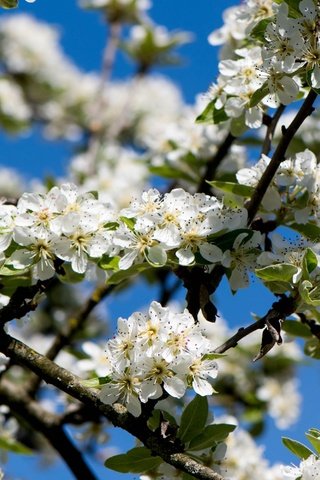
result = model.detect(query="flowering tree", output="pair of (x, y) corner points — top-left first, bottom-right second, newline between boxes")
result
(0, 0), (320, 479)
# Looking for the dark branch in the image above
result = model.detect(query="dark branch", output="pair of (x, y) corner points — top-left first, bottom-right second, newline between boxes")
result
(197, 133), (236, 195)
(213, 296), (296, 355)
(27, 284), (114, 396)
(0, 280), (52, 326)
(0, 331), (224, 480)
(0, 379), (98, 480)
(261, 104), (286, 156)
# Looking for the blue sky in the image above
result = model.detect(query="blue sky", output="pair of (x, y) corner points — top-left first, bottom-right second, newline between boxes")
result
(2, 1), (320, 478)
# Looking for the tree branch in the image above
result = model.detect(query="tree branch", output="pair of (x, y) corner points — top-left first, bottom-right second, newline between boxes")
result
(0, 379), (98, 480)
(0, 279), (52, 326)
(0, 331), (224, 480)
(27, 284), (114, 396)
(213, 295), (296, 355)
(197, 133), (236, 195)
(246, 89), (317, 225)
(261, 104), (286, 156)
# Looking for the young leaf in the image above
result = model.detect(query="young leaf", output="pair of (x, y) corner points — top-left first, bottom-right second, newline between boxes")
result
(187, 424), (236, 451)
(207, 180), (254, 197)
(105, 447), (162, 473)
(282, 437), (314, 460)
(196, 100), (215, 124)
(299, 280), (320, 307)
(250, 18), (273, 41)
(255, 264), (299, 282)
(249, 83), (269, 107)
(302, 248), (318, 276)
(290, 222), (320, 241)
(0, 437), (32, 455)
(282, 320), (312, 338)
(306, 431), (320, 454)
(304, 338), (320, 359)
(178, 395), (208, 443)
(107, 262), (152, 285)
(0, 0), (18, 8)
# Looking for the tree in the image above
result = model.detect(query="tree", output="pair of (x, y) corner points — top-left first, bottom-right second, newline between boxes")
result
(0, 0), (319, 479)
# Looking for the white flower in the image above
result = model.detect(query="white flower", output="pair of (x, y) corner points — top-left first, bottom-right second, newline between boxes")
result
(282, 455), (320, 480)
(100, 367), (142, 417)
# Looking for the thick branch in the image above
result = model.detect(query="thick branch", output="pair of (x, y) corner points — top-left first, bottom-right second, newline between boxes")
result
(0, 331), (224, 480)
(214, 296), (296, 354)
(0, 379), (98, 480)
(246, 89), (317, 225)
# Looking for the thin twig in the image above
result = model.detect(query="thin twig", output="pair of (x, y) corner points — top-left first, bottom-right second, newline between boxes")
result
(246, 89), (317, 225)
(213, 296), (296, 354)
(27, 284), (114, 396)
(261, 104), (286, 156)
(197, 133), (236, 194)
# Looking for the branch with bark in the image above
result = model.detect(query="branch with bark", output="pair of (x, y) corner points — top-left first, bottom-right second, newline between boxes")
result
(0, 330), (225, 480)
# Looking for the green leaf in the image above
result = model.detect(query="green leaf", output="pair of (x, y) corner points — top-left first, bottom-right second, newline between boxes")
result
(306, 431), (320, 454)
(147, 409), (161, 432)
(149, 165), (196, 183)
(0, 264), (29, 276)
(81, 376), (111, 388)
(299, 280), (320, 307)
(105, 447), (162, 473)
(304, 338), (320, 359)
(262, 280), (292, 294)
(0, 437), (32, 455)
(119, 216), (136, 231)
(202, 352), (227, 360)
(282, 320), (312, 338)
(196, 100), (215, 124)
(290, 222), (320, 241)
(282, 437), (314, 460)
(98, 255), (119, 271)
(255, 263), (299, 283)
(188, 424), (236, 451)
(0, 0), (18, 8)
(230, 115), (247, 137)
(208, 228), (254, 251)
(303, 248), (318, 276)
(249, 83), (269, 107)
(212, 105), (229, 124)
(207, 180), (254, 197)
(178, 395), (208, 443)
(107, 262), (152, 285)
(278, 0), (303, 18)
(250, 18), (273, 41)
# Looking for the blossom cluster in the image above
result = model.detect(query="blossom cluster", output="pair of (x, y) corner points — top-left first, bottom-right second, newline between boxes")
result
(236, 148), (320, 225)
(206, 0), (320, 129)
(0, 183), (115, 280)
(99, 301), (218, 416)
(0, 183), (264, 291)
